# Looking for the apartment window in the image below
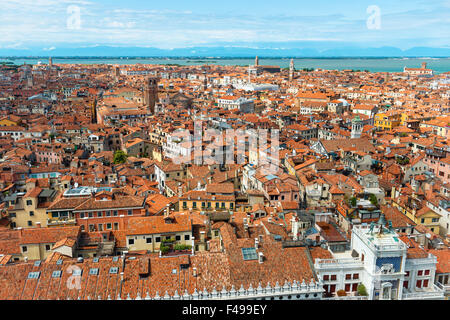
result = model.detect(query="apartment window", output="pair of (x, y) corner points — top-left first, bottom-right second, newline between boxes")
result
(201, 202), (206, 208)
(323, 275), (330, 281)
(192, 202), (197, 209)
(45, 245), (51, 251)
(432, 218), (439, 223)
(183, 202), (187, 208)
(184, 235), (190, 241)
(230, 203), (234, 209)
(330, 285), (336, 293)
(418, 270), (423, 276)
(423, 279), (429, 287)
(113, 211), (118, 216)
(9, 213), (16, 218)
(128, 239), (134, 245)
(106, 223), (112, 230)
(106, 211), (111, 217)
(221, 202), (225, 208)
(405, 271), (410, 277)
(155, 237), (161, 243)
(114, 223), (119, 230)
(352, 283), (358, 292)
(416, 280), (422, 288)
(22, 246), (27, 252)
(424, 270), (430, 276)
(345, 274), (352, 280)
(26, 200), (32, 206)
(80, 213), (85, 218)
(175, 235), (181, 241)
(146, 237), (152, 244)
(88, 212), (93, 218)
(98, 212), (102, 217)
(403, 281), (409, 289)
(29, 211), (34, 216)
(345, 284), (351, 292)
(128, 210), (132, 216)
(330, 275), (337, 281)
(353, 274), (359, 280)
(28, 221), (32, 226)
(215, 202), (219, 208)
(421, 218), (425, 224)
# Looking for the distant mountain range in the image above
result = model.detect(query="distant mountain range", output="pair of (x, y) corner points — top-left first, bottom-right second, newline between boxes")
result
(1, 45), (450, 58)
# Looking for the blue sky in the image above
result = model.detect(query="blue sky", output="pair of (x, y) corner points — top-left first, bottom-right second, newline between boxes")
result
(0, 0), (449, 50)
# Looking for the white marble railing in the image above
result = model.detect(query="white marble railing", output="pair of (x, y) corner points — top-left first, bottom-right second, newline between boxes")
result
(402, 284), (445, 300)
(315, 258), (364, 269)
(81, 279), (324, 300)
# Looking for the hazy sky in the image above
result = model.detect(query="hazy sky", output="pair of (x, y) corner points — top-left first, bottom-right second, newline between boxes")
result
(0, 0), (449, 50)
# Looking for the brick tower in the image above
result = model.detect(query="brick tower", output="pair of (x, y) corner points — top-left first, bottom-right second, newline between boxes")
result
(144, 77), (158, 114)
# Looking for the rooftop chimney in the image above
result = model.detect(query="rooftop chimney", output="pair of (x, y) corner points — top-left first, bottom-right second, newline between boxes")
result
(200, 231), (206, 242)
(258, 252), (264, 264)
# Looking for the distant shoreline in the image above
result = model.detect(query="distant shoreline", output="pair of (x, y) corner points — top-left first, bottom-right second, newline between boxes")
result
(1, 56), (450, 60)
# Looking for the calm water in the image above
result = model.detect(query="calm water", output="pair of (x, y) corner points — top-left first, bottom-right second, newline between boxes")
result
(2, 57), (450, 74)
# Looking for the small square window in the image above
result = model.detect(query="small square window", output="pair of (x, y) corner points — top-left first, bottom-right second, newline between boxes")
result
(146, 238), (152, 244)
(155, 237), (161, 243)
(184, 235), (190, 241)
(128, 239), (134, 245)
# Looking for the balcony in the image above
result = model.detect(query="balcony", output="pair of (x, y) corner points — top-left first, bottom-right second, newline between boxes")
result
(402, 284), (445, 300)
(315, 257), (364, 270)
(435, 282), (450, 295)
(47, 217), (76, 226)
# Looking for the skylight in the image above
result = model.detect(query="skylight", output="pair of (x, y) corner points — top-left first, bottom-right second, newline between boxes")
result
(241, 248), (258, 261)
(52, 270), (62, 278)
(27, 272), (40, 279)
(109, 267), (119, 274)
